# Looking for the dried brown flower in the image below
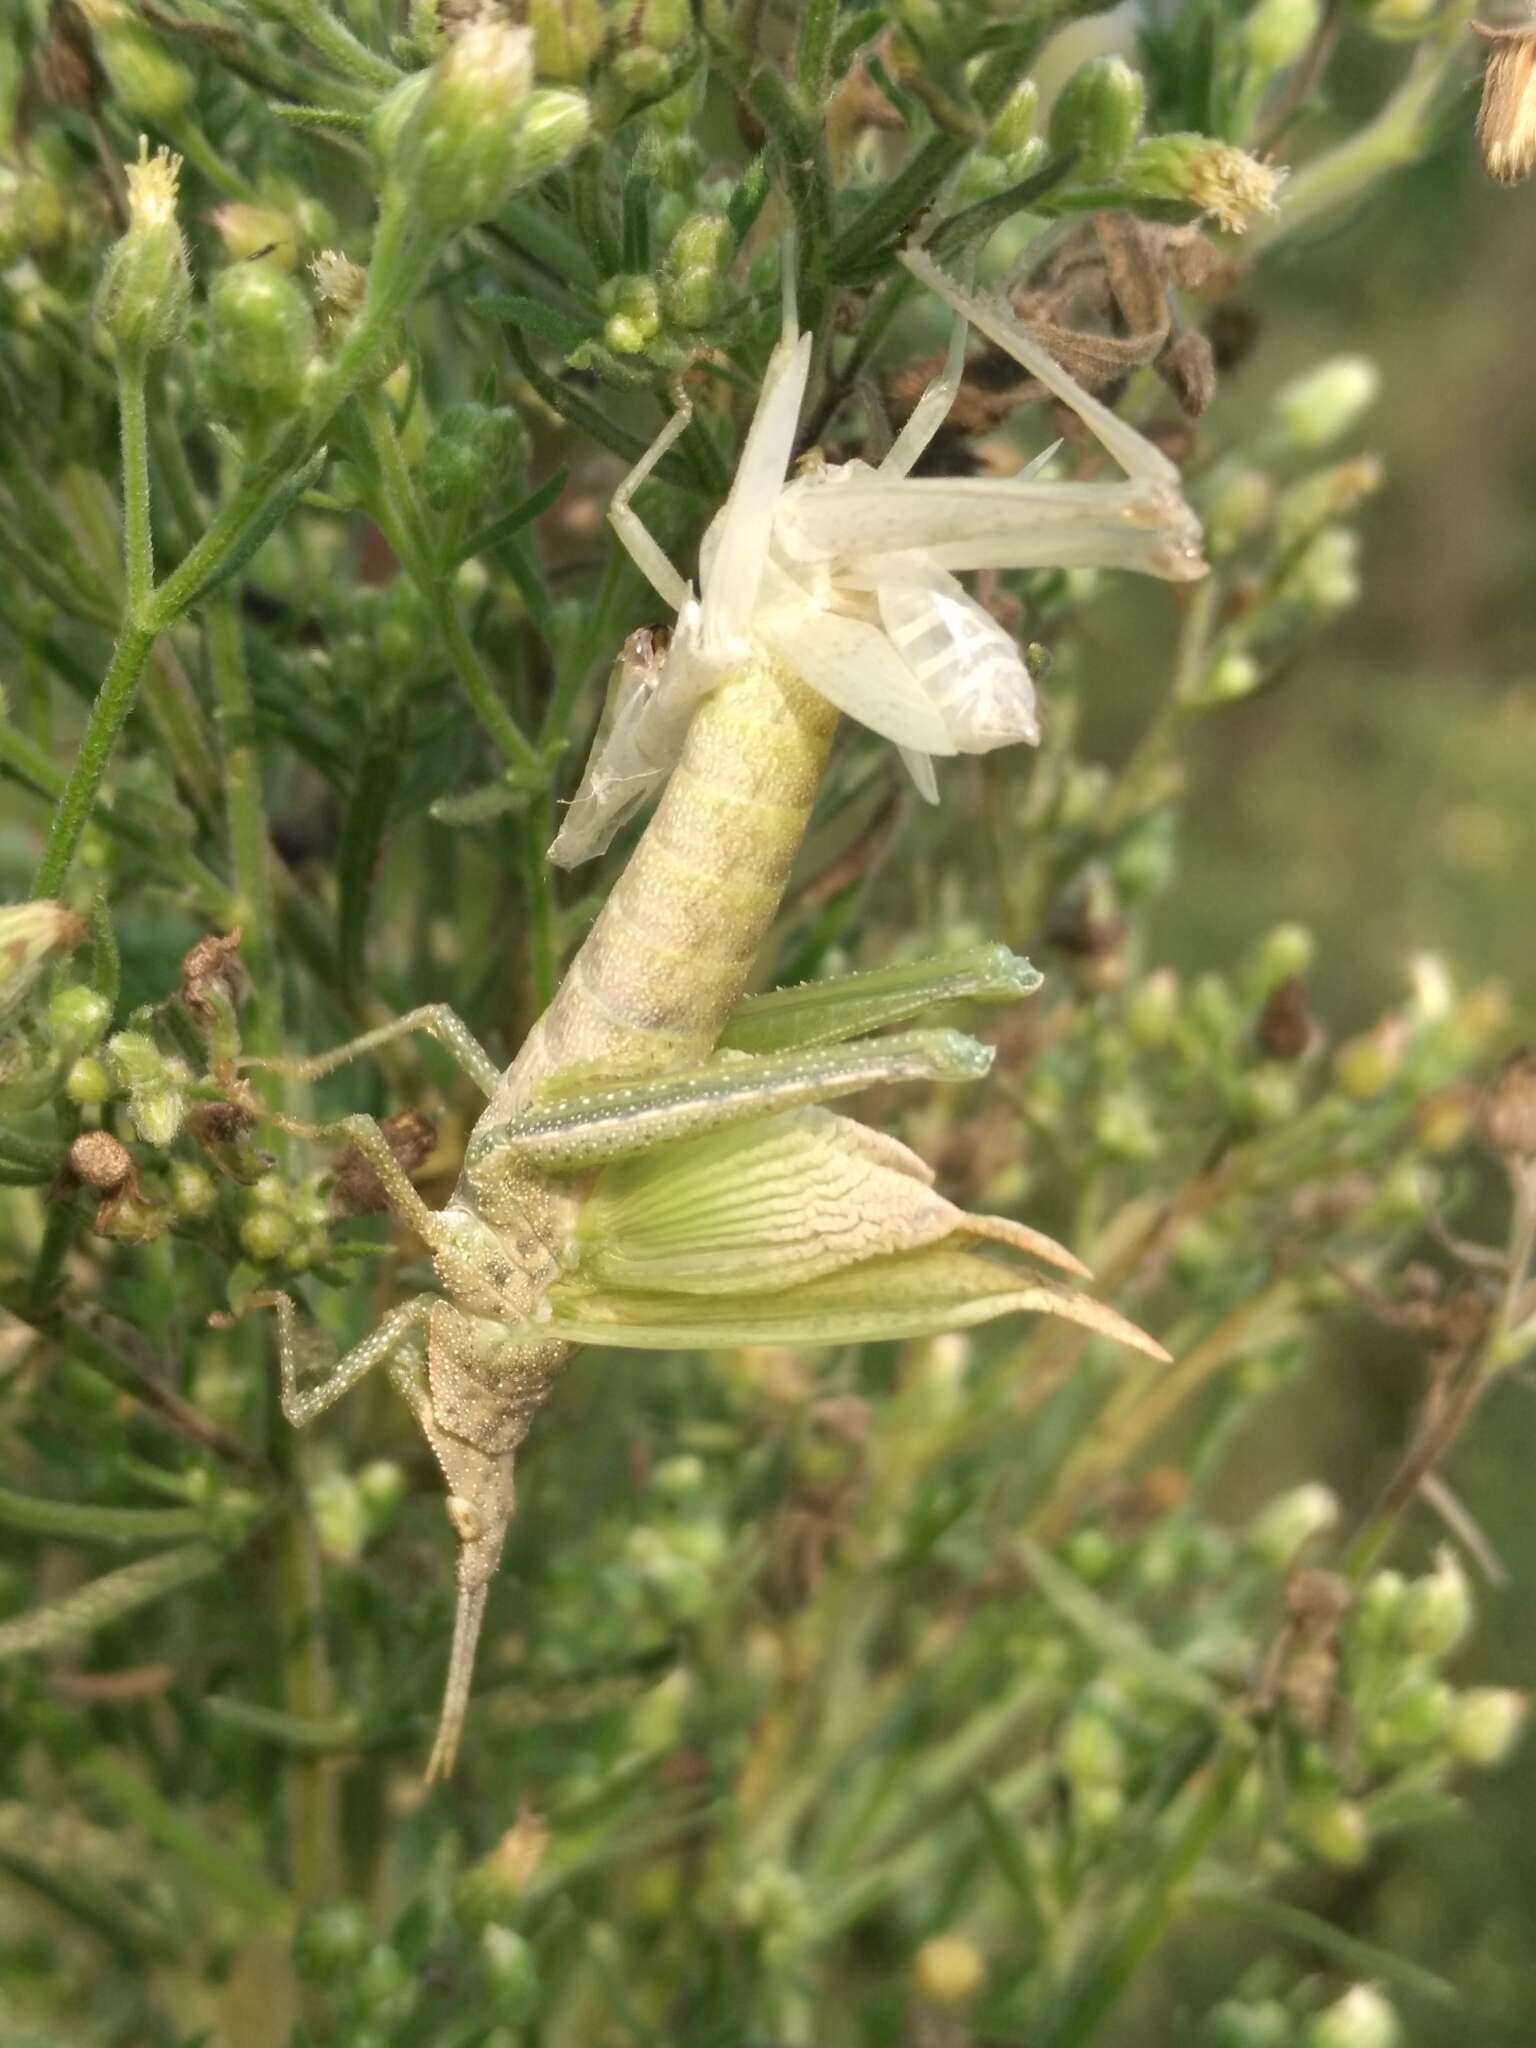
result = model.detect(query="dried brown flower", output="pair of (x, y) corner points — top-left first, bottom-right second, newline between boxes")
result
(331, 1109), (437, 1215)
(1473, 20), (1536, 184)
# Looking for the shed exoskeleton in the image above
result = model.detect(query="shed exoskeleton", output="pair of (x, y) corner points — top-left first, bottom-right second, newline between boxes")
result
(243, 245), (1205, 1778)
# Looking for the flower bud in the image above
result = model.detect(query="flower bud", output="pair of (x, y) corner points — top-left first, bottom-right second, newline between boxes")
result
(479, 1924), (541, 2024)
(209, 201), (304, 270)
(1127, 968), (1180, 1047)
(1398, 1549), (1473, 1659)
(1289, 524), (1362, 614)
(1248, 1482), (1339, 1566)
(509, 87), (592, 183)
(1194, 649), (1261, 704)
(1061, 1704), (1126, 1789)
(1123, 133), (1284, 232)
(1271, 356), (1379, 451)
(95, 142), (191, 354)
(602, 272), (661, 354)
(294, 1902), (372, 1985)
(169, 1161), (217, 1221)
(106, 1029), (163, 1089)
(1203, 463), (1274, 555)
(130, 1081), (185, 1148)
(391, 25), (583, 228)
(45, 981), (110, 1052)
(1363, 1674), (1453, 1760)
(1449, 1686), (1527, 1767)
(1048, 56), (1146, 176)
(986, 79), (1040, 156)
(663, 210), (730, 328)
(241, 1205), (297, 1262)
(1306, 1985), (1400, 2048)
(1093, 1089), (1160, 1160)
(209, 257), (318, 411)
(1294, 1792), (1368, 1868)
(630, 0), (692, 54)
(1202, 1999), (1294, 2048)
(420, 402), (527, 513)
(1332, 1025), (1400, 1100)
(1, 901), (85, 1024)
(913, 1934), (986, 2006)
(94, 21), (195, 121)
(65, 1055), (113, 1106)
(1243, 0), (1321, 71)
(529, 0), (604, 80)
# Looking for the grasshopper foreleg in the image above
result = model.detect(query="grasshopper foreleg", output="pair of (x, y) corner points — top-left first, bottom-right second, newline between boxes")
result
(243, 1005), (501, 1097)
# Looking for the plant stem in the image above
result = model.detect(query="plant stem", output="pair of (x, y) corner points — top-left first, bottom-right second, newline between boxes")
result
(30, 625), (158, 896)
(208, 592), (280, 1049)
(117, 349), (154, 623)
(271, 1425), (345, 1913)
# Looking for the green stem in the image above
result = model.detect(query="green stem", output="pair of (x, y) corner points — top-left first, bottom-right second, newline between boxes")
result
(520, 799), (558, 1010)
(208, 592), (281, 1050)
(79, 1752), (290, 1925)
(30, 624), (158, 897)
(117, 349), (154, 624)
(266, 0), (401, 88)
(1042, 1742), (1249, 2048)
(271, 1428), (344, 1912)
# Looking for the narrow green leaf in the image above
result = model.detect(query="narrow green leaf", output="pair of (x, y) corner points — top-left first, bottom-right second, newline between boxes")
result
(0, 1486), (207, 1547)
(0, 1542), (222, 1659)
(452, 468), (569, 569)
(969, 1782), (1044, 1919)
(1014, 1538), (1227, 1715)
(167, 450), (328, 619)
(1192, 1887), (1457, 2005)
(79, 1753), (290, 1925)
(475, 292), (597, 352)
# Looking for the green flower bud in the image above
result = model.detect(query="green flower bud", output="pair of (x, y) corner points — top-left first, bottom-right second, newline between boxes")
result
(311, 1470), (369, 1562)
(663, 210), (730, 328)
(1294, 1792), (1368, 1868)
(630, 0), (692, 53)
(1, 902), (83, 1024)
(529, 0), (604, 80)
(241, 1206), (297, 1262)
(1332, 1026), (1400, 1101)
(1064, 1528), (1117, 1580)
(1238, 1062), (1302, 1129)
(1449, 1686), (1528, 1768)
(294, 1902), (372, 1984)
(1275, 456), (1383, 548)
(1193, 649), (1261, 705)
(611, 43), (672, 98)
(478, 1924), (541, 2025)
(1126, 968), (1180, 1047)
(209, 200), (304, 270)
(1398, 1549), (1473, 1659)
(1285, 525), (1361, 615)
(1123, 133), (1284, 233)
(130, 1080), (185, 1148)
(986, 78), (1040, 156)
(1305, 1985), (1400, 2048)
(1243, 0), (1322, 71)
(1363, 1674), (1453, 1759)
(1253, 922), (1315, 991)
(94, 23), (195, 121)
(45, 982), (110, 1052)
(913, 1934), (986, 2006)
(1248, 1482), (1339, 1566)
(513, 86), (592, 182)
(209, 257), (318, 410)
(1093, 1089), (1160, 1160)
(1353, 1568), (1406, 1646)
(358, 1458), (408, 1524)
(1203, 463), (1274, 554)
(169, 1161), (216, 1221)
(1202, 1998), (1294, 2048)
(65, 1055), (113, 1106)
(419, 401), (528, 513)
(1061, 1705), (1126, 1788)
(106, 1029), (163, 1090)
(1367, 0), (1437, 38)
(1048, 56), (1146, 176)
(95, 143), (192, 354)
(0, 168), (69, 265)
(392, 26), (585, 227)
(1270, 356), (1379, 451)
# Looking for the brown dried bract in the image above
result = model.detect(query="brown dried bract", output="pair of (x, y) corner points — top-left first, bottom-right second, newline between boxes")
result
(1481, 1046), (1536, 1157)
(180, 929), (247, 1023)
(331, 1109), (438, 1215)
(1256, 976), (1315, 1061)
(1473, 20), (1536, 184)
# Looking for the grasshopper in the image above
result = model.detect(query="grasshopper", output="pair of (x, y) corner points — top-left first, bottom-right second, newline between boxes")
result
(245, 247), (1205, 1779)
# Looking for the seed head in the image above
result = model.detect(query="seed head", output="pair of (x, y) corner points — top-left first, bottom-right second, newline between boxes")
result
(1473, 20), (1536, 184)
(124, 137), (182, 230)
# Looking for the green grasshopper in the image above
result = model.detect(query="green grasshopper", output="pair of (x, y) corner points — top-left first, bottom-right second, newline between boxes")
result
(245, 249), (1205, 1778)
